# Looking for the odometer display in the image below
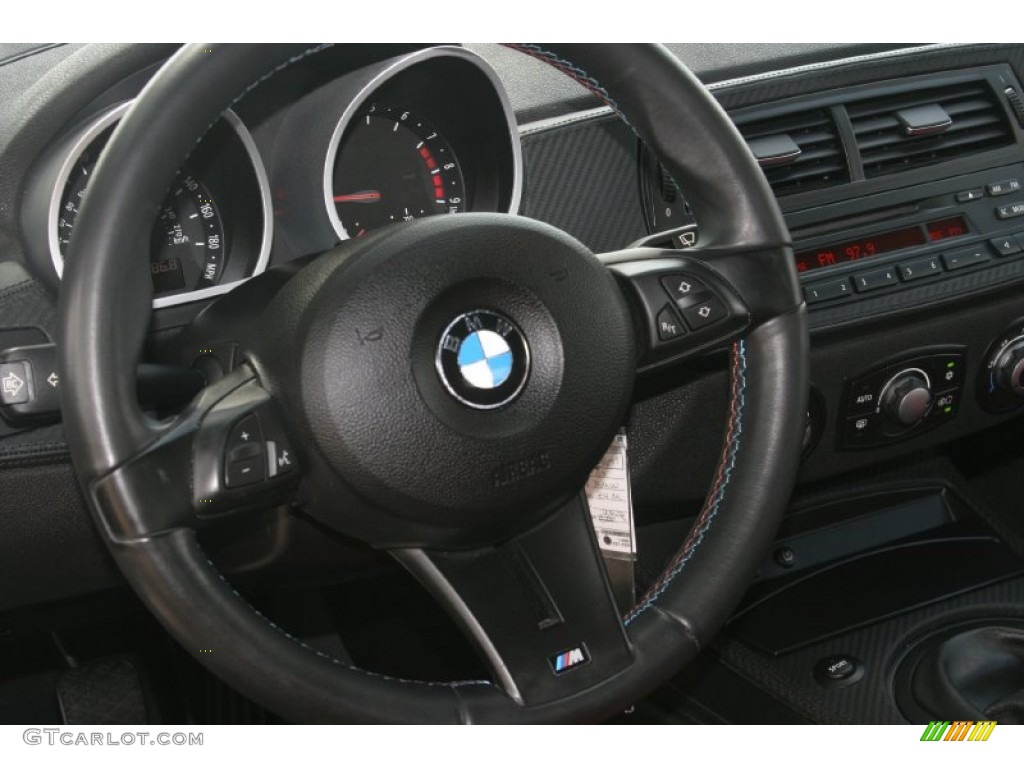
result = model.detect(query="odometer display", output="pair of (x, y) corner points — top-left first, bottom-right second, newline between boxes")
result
(331, 104), (466, 237)
(150, 257), (185, 293)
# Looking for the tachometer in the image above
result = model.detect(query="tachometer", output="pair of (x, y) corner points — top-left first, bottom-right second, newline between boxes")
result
(330, 104), (466, 237)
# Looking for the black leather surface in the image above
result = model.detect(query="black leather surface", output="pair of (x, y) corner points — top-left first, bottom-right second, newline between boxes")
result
(912, 626), (1024, 722)
(57, 43), (808, 723)
(0, 462), (120, 612)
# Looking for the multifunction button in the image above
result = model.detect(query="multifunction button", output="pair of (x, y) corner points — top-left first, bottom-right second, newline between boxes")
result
(659, 275), (708, 303)
(655, 305), (685, 341)
(610, 260), (749, 373)
(222, 411), (296, 490)
(649, 272), (730, 345)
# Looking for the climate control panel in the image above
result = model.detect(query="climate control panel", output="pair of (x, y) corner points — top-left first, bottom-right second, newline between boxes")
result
(979, 317), (1024, 413)
(842, 348), (965, 450)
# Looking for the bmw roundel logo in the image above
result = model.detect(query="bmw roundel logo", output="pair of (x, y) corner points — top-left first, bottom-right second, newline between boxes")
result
(436, 310), (530, 410)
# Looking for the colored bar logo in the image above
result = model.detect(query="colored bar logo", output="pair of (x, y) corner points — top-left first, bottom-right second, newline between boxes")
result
(920, 721), (997, 742)
(549, 645), (589, 674)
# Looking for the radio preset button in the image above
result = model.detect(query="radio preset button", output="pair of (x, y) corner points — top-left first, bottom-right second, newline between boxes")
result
(804, 278), (852, 304)
(898, 256), (943, 281)
(853, 268), (898, 292)
(991, 236), (1022, 256)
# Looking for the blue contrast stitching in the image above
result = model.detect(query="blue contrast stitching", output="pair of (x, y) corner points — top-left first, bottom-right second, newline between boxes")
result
(503, 44), (632, 130)
(624, 341), (748, 626)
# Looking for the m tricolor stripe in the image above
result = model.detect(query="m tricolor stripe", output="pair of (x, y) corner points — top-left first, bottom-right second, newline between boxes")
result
(549, 645), (588, 674)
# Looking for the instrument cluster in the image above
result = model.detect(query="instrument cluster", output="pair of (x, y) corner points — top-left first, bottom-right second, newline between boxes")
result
(21, 46), (522, 309)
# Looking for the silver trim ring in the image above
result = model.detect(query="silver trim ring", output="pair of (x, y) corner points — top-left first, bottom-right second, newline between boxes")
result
(48, 102), (274, 310)
(322, 45), (523, 242)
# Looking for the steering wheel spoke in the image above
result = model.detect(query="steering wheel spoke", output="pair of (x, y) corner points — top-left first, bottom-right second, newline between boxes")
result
(90, 365), (301, 542)
(394, 494), (634, 708)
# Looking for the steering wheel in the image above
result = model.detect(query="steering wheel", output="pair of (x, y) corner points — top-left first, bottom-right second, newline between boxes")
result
(58, 43), (807, 723)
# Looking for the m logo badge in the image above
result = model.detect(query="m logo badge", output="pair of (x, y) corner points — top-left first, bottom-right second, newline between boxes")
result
(550, 645), (589, 675)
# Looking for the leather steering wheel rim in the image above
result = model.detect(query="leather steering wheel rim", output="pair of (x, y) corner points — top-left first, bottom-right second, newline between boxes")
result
(58, 43), (808, 723)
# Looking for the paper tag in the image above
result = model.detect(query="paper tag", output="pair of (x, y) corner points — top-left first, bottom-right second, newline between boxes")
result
(585, 432), (636, 557)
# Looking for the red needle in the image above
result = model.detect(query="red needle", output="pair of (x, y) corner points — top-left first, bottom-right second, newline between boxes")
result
(333, 191), (382, 203)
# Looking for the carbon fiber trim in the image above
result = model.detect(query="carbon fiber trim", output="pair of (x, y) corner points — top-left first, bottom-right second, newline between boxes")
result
(714, 582), (1024, 724)
(519, 115), (646, 254)
(709, 44), (1021, 113)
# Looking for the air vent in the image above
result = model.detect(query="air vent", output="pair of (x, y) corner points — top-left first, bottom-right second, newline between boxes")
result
(850, 80), (1014, 178)
(735, 109), (849, 197)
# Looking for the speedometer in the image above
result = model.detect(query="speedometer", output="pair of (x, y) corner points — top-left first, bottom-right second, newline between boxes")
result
(43, 102), (272, 309)
(331, 104), (466, 237)
(149, 176), (225, 294)
(59, 156), (227, 297)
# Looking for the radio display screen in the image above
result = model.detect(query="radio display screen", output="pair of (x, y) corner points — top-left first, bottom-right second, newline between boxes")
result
(795, 216), (970, 274)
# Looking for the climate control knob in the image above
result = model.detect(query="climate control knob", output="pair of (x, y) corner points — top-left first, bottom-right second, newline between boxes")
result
(879, 368), (933, 427)
(991, 336), (1024, 395)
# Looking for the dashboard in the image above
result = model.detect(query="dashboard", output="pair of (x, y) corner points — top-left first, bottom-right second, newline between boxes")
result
(1, 42), (1024, 613)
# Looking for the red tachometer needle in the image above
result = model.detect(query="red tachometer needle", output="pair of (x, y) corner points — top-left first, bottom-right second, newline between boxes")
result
(333, 191), (382, 203)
